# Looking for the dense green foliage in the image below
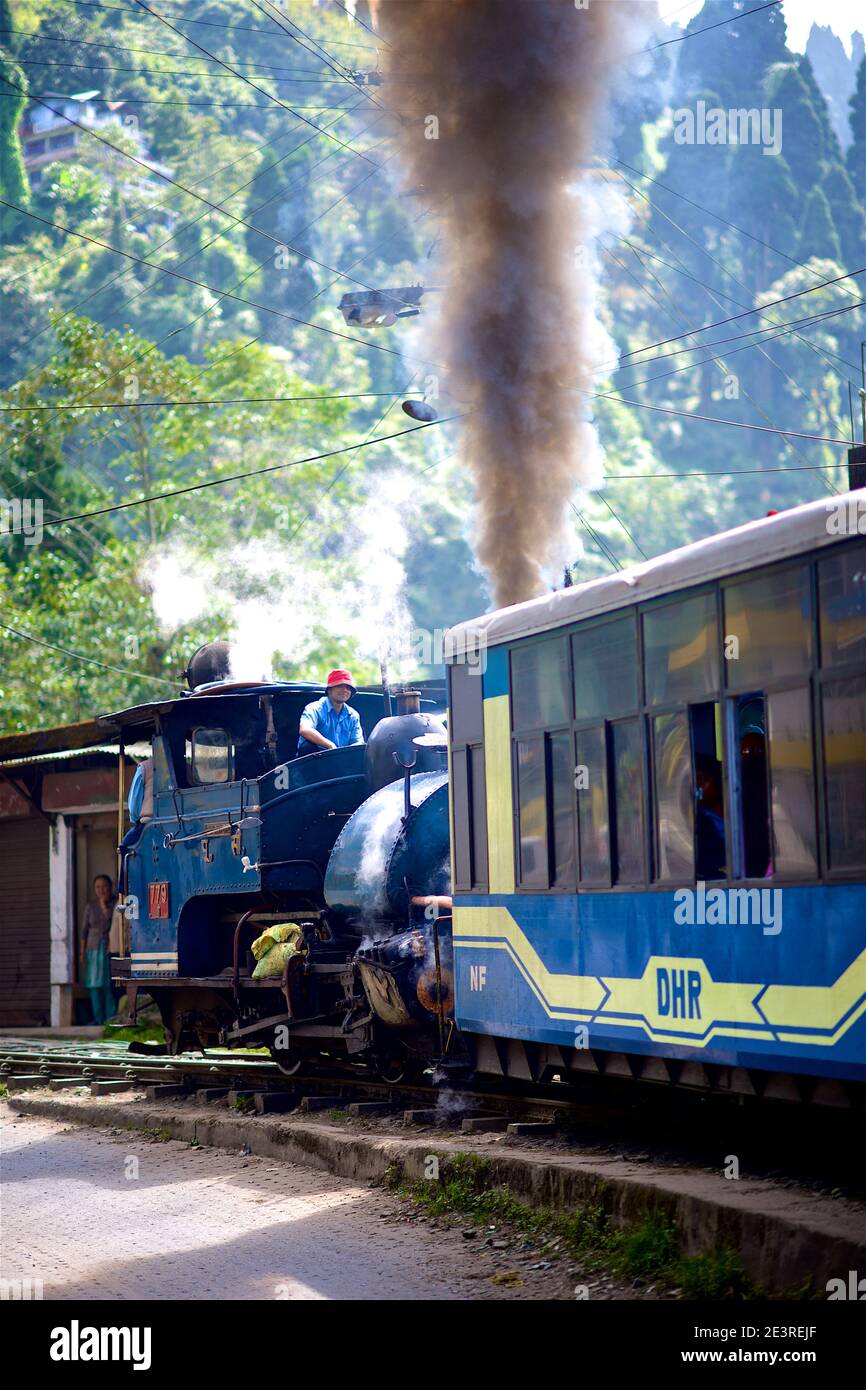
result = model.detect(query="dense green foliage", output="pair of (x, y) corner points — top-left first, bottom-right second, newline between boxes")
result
(0, 0), (863, 730)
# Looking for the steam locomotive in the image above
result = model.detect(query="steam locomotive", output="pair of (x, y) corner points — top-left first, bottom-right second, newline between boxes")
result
(105, 492), (866, 1104)
(104, 648), (459, 1082)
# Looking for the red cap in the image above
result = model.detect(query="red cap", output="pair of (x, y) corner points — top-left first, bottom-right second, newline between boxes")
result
(326, 668), (355, 692)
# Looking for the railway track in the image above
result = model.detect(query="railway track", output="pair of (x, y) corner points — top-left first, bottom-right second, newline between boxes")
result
(2, 1036), (864, 1203)
(0, 1038), (563, 1121)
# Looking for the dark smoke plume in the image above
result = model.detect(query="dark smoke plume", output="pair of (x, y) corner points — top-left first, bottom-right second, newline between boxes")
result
(374, 0), (624, 608)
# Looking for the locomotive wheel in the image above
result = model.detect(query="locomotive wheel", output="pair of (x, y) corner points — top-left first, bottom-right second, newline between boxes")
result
(374, 1053), (413, 1085)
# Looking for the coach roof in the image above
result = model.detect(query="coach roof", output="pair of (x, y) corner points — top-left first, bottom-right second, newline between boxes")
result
(445, 492), (857, 658)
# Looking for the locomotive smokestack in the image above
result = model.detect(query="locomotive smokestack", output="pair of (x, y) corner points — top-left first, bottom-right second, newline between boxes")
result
(395, 688), (421, 715)
(377, 0), (626, 607)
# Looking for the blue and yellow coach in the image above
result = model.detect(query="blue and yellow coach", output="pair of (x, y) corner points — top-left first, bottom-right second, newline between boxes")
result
(446, 494), (866, 1103)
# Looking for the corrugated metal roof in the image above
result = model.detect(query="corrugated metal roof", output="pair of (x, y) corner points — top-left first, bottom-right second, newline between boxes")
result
(0, 742), (149, 772)
(0, 719), (106, 762)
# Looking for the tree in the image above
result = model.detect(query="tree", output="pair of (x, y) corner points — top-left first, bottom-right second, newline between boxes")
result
(822, 163), (863, 268)
(765, 64), (827, 193)
(0, 52), (28, 241)
(798, 186), (842, 263)
(848, 57), (865, 193)
(0, 3), (16, 55)
(797, 53), (843, 166)
(677, 0), (789, 109)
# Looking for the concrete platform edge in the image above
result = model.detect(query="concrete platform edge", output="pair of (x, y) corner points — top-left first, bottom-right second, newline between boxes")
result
(4, 1094), (862, 1297)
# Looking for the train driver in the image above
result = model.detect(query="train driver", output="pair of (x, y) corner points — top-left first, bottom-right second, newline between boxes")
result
(297, 669), (365, 756)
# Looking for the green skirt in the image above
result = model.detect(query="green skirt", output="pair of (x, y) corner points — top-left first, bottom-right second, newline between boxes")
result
(84, 946), (111, 990)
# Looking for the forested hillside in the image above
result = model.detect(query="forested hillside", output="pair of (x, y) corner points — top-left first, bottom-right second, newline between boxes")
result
(0, 0), (863, 730)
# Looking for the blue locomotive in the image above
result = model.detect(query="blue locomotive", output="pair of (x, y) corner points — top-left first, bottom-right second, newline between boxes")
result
(103, 655), (455, 1081)
(105, 492), (866, 1103)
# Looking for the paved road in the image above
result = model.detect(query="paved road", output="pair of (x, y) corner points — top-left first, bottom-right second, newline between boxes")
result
(1, 1113), (568, 1301)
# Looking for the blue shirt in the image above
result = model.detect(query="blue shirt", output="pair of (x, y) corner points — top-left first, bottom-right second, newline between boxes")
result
(128, 764), (144, 821)
(297, 695), (364, 755)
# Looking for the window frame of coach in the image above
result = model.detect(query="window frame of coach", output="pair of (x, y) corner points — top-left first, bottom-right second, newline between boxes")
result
(497, 536), (866, 896)
(448, 662), (489, 893)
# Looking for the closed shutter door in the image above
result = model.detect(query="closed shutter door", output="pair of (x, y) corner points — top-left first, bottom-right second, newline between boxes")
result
(0, 819), (50, 1026)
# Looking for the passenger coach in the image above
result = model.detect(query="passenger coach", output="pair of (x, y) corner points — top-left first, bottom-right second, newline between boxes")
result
(446, 495), (866, 1102)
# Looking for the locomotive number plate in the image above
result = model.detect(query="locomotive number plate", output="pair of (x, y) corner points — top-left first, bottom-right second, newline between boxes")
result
(148, 882), (170, 919)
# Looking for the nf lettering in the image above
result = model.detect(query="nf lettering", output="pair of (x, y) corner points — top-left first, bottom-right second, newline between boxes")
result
(50, 1321), (152, 1371)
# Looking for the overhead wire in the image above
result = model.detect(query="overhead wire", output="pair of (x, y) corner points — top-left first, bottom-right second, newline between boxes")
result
(53, 0), (378, 47)
(129, 0), (384, 165)
(331, 0), (389, 48)
(594, 488), (649, 561)
(0, 100), (391, 484)
(570, 503), (622, 571)
(0, 74), (413, 304)
(4, 59), (368, 81)
(0, 621), (184, 688)
(596, 163), (860, 455)
(38, 416), (457, 532)
(612, 267), (864, 365)
(2, 25), (361, 75)
(640, 0), (782, 54)
(0, 197), (440, 368)
(587, 391), (853, 445)
(610, 304), (864, 389)
(0, 392), (430, 414)
(605, 239), (843, 496)
(602, 160), (863, 381)
(249, 0), (390, 118)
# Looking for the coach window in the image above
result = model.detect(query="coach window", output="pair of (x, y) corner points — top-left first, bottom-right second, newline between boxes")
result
(511, 636), (572, 890)
(612, 719), (645, 883)
(644, 593), (720, 884)
(515, 738), (548, 887)
(575, 726), (608, 884)
(821, 676), (866, 871)
(723, 565), (817, 880)
(643, 591), (719, 707)
(653, 711), (694, 881)
(724, 565), (812, 690)
(572, 613), (641, 886)
(766, 687), (818, 877)
(818, 542), (866, 669)
(572, 613), (638, 720)
(817, 544), (866, 873)
(449, 663), (488, 892)
(511, 637), (569, 730)
(548, 730), (576, 887)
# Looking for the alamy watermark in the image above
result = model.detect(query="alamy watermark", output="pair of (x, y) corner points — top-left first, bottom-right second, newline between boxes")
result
(826, 1270), (865, 1299)
(0, 497), (43, 546)
(673, 100), (782, 157)
(411, 625), (487, 674)
(825, 496), (866, 536)
(674, 881), (782, 936)
(49, 1322), (152, 1370)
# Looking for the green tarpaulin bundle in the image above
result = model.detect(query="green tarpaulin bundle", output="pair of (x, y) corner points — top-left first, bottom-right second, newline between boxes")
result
(250, 922), (305, 980)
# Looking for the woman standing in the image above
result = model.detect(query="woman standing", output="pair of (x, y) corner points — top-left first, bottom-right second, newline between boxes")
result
(80, 874), (118, 1025)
